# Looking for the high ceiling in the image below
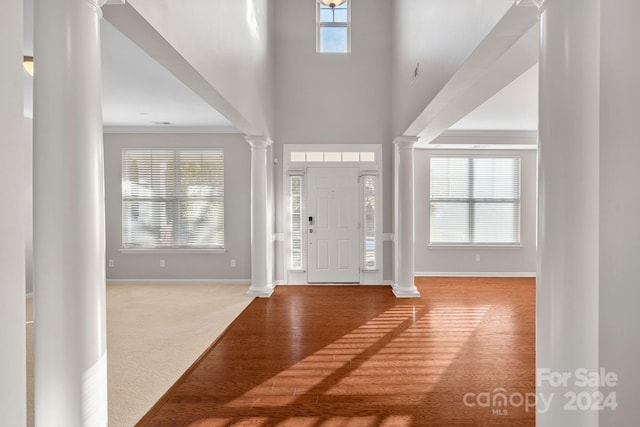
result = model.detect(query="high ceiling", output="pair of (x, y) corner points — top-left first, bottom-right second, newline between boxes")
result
(22, 0), (535, 134)
(23, 0), (236, 132)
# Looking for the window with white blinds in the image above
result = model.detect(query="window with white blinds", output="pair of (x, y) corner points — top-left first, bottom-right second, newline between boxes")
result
(289, 175), (304, 270)
(430, 156), (521, 245)
(122, 149), (224, 249)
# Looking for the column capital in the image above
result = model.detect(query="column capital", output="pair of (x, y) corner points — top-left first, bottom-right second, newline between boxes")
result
(245, 135), (273, 149)
(529, 0), (548, 13)
(393, 136), (419, 148)
(82, 0), (108, 17)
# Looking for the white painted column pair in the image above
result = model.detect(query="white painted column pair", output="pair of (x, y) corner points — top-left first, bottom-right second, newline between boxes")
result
(246, 136), (275, 297)
(33, 0), (108, 425)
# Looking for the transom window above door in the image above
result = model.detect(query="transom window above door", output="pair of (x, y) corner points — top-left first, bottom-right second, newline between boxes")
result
(290, 151), (374, 163)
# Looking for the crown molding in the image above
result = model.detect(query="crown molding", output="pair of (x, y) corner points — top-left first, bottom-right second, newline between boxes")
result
(103, 126), (241, 134)
(442, 129), (537, 139)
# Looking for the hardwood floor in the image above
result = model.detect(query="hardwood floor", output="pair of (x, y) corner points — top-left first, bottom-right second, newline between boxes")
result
(138, 277), (535, 426)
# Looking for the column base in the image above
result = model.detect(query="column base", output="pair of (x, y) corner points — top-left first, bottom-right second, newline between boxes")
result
(392, 284), (421, 298)
(246, 284), (274, 298)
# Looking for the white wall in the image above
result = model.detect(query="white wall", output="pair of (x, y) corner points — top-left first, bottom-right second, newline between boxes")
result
(104, 133), (252, 281)
(600, 1), (640, 423)
(273, 0), (394, 281)
(0, 0), (26, 423)
(120, 0), (275, 137)
(415, 133), (537, 276)
(391, 0), (511, 136)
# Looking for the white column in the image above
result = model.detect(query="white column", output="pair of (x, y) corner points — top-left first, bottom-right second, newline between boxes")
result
(33, 0), (108, 425)
(0, 2), (26, 425)
(393, 137), (420, 298)
(600, 1), (640, 425)
(246, 136), (274, 297)
(536, 1), (599, 426)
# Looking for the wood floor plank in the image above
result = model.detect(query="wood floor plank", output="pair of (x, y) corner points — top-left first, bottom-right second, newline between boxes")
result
(138, 277), (535, 426)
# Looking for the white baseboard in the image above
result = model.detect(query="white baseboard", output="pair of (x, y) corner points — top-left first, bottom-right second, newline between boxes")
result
(276, 282), (387, 286)
(273, 280), (285, 286)
(415, 272), (536, 278)
(106, 279), (251, 285)
(384, 280), (395, 287)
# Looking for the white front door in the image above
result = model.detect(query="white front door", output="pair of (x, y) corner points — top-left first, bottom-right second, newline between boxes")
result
(307, 167), (360, 283)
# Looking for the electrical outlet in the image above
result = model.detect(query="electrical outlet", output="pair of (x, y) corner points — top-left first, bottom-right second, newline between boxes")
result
(160, 259), (166, 268)
(108, 259), (114, 268)
(475, 254), (481, 262)
(230, 259), (237, 268)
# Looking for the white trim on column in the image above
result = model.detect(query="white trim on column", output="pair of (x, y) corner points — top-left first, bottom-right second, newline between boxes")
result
(246, 135), (275, 298)
(393, 136), (420, 298)
(81, 0), (107, 17)
(529, 0), (548, 12)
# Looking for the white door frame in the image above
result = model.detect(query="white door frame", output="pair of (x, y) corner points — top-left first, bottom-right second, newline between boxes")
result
(282, 144), (383, 285)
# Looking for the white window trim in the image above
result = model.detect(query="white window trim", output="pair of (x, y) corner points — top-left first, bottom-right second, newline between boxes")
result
(360, 171), (379, 272)
(121, 147), (225, 251)
(287, 173), (306, 272)
(316, 0), (351, 53)
(428, 153), (522, 247)
(119, 248), (227, 254)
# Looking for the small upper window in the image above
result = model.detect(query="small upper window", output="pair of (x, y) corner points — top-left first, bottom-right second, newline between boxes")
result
(317, 0), (350, 53)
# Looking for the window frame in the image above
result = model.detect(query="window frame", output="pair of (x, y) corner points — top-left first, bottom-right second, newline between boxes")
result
(120, 148), (225, 253)
(361, 173), (378, 271)
(316, 0), (351, 54)
(288, 173), (306, 271)
(428, 154), (522, 247)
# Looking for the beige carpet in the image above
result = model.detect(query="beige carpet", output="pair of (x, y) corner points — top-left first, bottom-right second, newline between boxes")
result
(26, 282), (254, 427)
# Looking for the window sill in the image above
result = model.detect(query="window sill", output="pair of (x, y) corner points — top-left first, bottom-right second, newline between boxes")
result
(428, 244), (523, 249)
(120, 248), (226, 255)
